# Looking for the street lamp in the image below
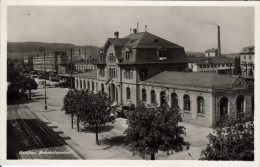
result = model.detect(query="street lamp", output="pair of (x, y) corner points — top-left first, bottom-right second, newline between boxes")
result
(39, 47), (47, 110)
(70, 48), (74, 90)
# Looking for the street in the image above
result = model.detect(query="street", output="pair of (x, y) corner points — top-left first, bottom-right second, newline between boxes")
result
(7, 86), (213, 160)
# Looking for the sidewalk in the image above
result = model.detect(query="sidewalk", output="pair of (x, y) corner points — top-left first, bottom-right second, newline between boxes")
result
(26, 88), (213, 160)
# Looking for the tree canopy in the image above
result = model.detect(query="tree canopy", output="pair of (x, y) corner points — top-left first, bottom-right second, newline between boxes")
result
(62, 90), (116, 144)
(124, 101), (189, 160)
(200, 120), (254, 160)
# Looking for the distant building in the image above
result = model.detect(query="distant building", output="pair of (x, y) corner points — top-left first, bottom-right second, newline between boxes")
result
(240, 46), (254, 76)
(188, 56), (234, 75)
(74, 57), (97, 72)
(205, 48), (218, 57)
(33, 51), (69, 74)
(74, 30), (253, 127)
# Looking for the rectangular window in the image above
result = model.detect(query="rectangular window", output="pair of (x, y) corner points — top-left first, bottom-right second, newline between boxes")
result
(140, 68), (148, 79)
(99, 68), (105, 77)
(126, 51), (130, 60)
(249, 55), (252, 60)
(125, 68), (133, 79)
(109, 68), (117, 78)
(109, 53), (115, 62)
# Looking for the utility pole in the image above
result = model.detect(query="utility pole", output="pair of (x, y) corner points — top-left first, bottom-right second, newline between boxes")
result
(39, 47), (47, 110)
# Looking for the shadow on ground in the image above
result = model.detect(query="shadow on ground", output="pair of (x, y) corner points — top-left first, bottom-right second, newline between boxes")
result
(100, 135), (131, 147)
(83, 125), (114, 133)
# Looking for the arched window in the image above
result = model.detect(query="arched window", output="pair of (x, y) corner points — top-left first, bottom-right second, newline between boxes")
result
(151, 90), (156, 104)
(183, 95), (190, 111)
(92, 82), (95, 91)
(80, 80), (82, 89)
(236, 95), (244, 113)
(87, 81), (90, 90)
(142, 89), (147, 102)
(126, 87), (131, 99)
(220, 97), (228, 116)
(160, 91), (166, 106)
(83, 81), (86, 89)
(171, 93), (178, 107)
(76, 79), (78, 88)
(197, 96), (204, 114)
(101, 83), (104, 93)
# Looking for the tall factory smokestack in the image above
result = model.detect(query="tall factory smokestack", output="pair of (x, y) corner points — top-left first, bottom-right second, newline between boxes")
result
(217, 26), (221, 57)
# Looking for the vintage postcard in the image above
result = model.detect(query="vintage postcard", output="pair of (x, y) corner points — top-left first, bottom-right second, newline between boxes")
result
(0, 1), (259, 166)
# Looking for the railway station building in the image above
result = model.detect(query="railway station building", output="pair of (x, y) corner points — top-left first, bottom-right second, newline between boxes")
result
(74, 30), (254, 127)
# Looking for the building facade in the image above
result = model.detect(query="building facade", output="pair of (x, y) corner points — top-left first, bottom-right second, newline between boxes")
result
(74, 31), (254, 127)
(33, 51), (68, 74)
(205, 48), (218, 57)
(188, 56), (234, 74)
(75, 58), (97, 72)
(240, 46), (254, 76)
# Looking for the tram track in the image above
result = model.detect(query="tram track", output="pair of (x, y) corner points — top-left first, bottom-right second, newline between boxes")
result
(8, 106), (76, 159)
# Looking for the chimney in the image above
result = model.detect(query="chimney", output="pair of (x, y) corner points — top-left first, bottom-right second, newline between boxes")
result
(217, 26), (221, 57)
(133, 28), (137, 34)
(130, 28), (132, 35)
(114, 31), (119, 38)
(137, 22), (139, 33)
(145, 25), (147, 32)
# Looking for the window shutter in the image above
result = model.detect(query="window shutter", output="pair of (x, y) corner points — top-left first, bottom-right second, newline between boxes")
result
(115, 69), (117, 78)
(124, 70), (126, 78)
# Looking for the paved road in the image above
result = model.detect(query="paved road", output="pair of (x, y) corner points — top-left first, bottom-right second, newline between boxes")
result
(28, 87), (213, 160)
(7, 104), (82, 159)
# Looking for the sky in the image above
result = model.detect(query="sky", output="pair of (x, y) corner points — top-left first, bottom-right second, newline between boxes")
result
(8, 6), (254, 54)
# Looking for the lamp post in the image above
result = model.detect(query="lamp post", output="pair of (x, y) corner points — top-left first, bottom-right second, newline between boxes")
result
(70, 48), (73, 90)
(39, 47), (47, 110)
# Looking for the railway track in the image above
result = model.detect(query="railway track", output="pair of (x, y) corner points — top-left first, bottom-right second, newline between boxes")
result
(9, 107), (76, 159)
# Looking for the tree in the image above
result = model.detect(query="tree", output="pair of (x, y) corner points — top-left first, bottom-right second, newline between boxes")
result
(20, 76), (38, 100)
(7, 58), (20, 83)
(200, 120), (254, 160)
(124, 101), (190, 160)
(62, 89), (79, 129)
(80, 91), (116, 145)
(234, 57), (242, 75)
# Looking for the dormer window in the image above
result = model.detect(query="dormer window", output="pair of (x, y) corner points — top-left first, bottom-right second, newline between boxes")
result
(125, 48), (131, 60)
(126, 51), (130, 60)
(157, 46), (168, 60)
(158, 51), (167, 60)
(153, 39), (159, 43)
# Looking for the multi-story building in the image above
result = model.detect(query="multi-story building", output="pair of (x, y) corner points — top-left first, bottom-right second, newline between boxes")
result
(188, 56), (234, 74)
(205, 48), (218, 57)
(75, 57), (97, 72)
(240, 46), (254, 76)
(33, 51), (68, 74)
(74, 30), (254, 127)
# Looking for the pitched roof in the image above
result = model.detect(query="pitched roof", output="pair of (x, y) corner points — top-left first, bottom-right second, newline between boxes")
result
(240, 46), (254, 54)
(107, 38), (129, 47)
(142, 71), (236, 88)
(205, 48), (218, 53)
(73, 69), (97, 79)
(124, 32), (183, 49)
(188, 56), (234, 65)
